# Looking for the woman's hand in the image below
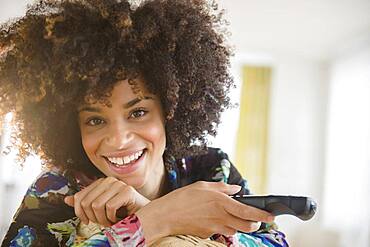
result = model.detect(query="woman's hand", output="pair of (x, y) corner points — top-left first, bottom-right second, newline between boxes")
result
(135, 181), (275, 245)
(64, 177), (150, 227)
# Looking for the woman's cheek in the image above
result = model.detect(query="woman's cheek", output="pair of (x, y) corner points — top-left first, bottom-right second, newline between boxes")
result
(144, 122), (166, 148)
(81, 131), (101, 158)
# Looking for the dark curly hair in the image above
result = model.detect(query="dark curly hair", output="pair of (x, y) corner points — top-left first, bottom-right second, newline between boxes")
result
(0, 0), (233, 175)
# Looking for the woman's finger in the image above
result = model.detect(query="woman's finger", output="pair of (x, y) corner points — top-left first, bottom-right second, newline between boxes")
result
(105, 186), (136, 223)
(80, 178), (118, 224)
(208, 197), (262, 233)
(192, 181), (241, 195)
(216, 225), (238, 236)
(64, 195), (74, 207)
(91, 181), (127, 225)
(222, 196), (274, 223)
(223, 215), (262, 233)
(72, 178), (104, 224)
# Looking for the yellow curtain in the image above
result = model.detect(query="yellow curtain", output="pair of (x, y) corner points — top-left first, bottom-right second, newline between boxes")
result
(235, 66), (271, 194)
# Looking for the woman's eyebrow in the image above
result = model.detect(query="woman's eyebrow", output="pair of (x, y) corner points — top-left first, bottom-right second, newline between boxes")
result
(78, 96), (155, 112)
(78, 106), (101, 113)
(123, 96), (154, 108)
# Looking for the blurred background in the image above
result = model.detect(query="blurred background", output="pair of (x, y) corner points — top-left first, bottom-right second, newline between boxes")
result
(0, 0), (369, 246)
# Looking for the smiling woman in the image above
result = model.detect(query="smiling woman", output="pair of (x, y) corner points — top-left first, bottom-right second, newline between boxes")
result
(0, 0), (287, 246)
(78, 80), (167, 200)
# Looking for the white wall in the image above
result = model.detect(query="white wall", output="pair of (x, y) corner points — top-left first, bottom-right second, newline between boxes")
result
(266, 57), (332, 246)
(0, 0), (32, 22)
(322, 44), (370, 247)
(0, 0), (40, 240)
(0, 115), (41, 240)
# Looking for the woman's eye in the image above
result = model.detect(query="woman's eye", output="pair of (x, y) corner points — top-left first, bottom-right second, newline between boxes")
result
(86, 118), (104, 126)
(130, 109), (147, 119)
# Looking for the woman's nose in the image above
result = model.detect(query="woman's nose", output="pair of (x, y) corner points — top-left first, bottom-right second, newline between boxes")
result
(104, 121), (134, 149)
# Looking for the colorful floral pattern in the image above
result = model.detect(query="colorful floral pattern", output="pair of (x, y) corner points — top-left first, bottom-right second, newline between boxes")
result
(104, 215), (144, 247)
(2, 148), (288, 247)
(9, 226), (36, 247)
(27, 171), (71, 198)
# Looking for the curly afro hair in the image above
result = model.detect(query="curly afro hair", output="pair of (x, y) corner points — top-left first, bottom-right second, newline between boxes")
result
(0, 0), (233, 175)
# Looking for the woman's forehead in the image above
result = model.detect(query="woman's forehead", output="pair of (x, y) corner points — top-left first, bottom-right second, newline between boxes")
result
(111, 80), (146, 98)
(79, 79), (155, 109)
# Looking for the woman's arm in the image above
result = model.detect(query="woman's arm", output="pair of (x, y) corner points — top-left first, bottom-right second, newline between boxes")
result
(210, 148), (289, 247)
(135, 181), (274, 245)
(1, 171), (76, 246)
(1, 171), (146, 247)
(3, 209), (145, 247)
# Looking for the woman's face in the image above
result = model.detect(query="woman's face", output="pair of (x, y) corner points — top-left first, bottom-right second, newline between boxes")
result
(78, 79), (166, 190)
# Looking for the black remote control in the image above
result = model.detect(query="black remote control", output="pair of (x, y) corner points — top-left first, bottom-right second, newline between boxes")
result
(231, 195), (317, 221)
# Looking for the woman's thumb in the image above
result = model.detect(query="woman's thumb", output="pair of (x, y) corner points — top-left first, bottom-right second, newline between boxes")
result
(227, 184), (242, 195)
(64, 195), (74, 207)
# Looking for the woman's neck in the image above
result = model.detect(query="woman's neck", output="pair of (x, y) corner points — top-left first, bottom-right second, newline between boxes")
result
(137, 159), (168, 201)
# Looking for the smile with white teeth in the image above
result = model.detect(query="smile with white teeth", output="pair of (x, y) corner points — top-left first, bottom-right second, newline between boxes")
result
(105, 150), (144, 166)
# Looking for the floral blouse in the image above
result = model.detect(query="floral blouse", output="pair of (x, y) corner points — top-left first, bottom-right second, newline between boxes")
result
(1, 148), (288, 247)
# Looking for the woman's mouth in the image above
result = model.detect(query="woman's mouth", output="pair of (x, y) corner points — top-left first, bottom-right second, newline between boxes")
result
(103, 149), (147, 174)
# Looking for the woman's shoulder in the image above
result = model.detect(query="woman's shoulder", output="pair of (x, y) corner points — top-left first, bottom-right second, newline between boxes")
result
(188, 147), (229, 163)
(2, 170), (79, 246)
(177, 147), (250, 194)
(27, 169), (77, 200)
(181, 147), (234, 183)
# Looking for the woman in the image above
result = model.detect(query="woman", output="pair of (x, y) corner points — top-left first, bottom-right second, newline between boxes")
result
(0, 0), (288, 246)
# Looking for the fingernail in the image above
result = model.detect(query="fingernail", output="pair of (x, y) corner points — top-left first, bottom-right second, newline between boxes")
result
(231, 185), (241, 192)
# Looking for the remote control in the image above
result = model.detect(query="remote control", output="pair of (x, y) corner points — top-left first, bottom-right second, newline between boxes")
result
(231, 195), (317, 221)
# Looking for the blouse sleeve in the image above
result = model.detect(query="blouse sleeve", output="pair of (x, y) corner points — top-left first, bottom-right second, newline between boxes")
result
(1, 171), (145, 247)
(208, 148), (289, 247)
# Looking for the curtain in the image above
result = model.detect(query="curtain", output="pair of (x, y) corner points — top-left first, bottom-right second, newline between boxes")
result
(235, 66), (271, 194)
